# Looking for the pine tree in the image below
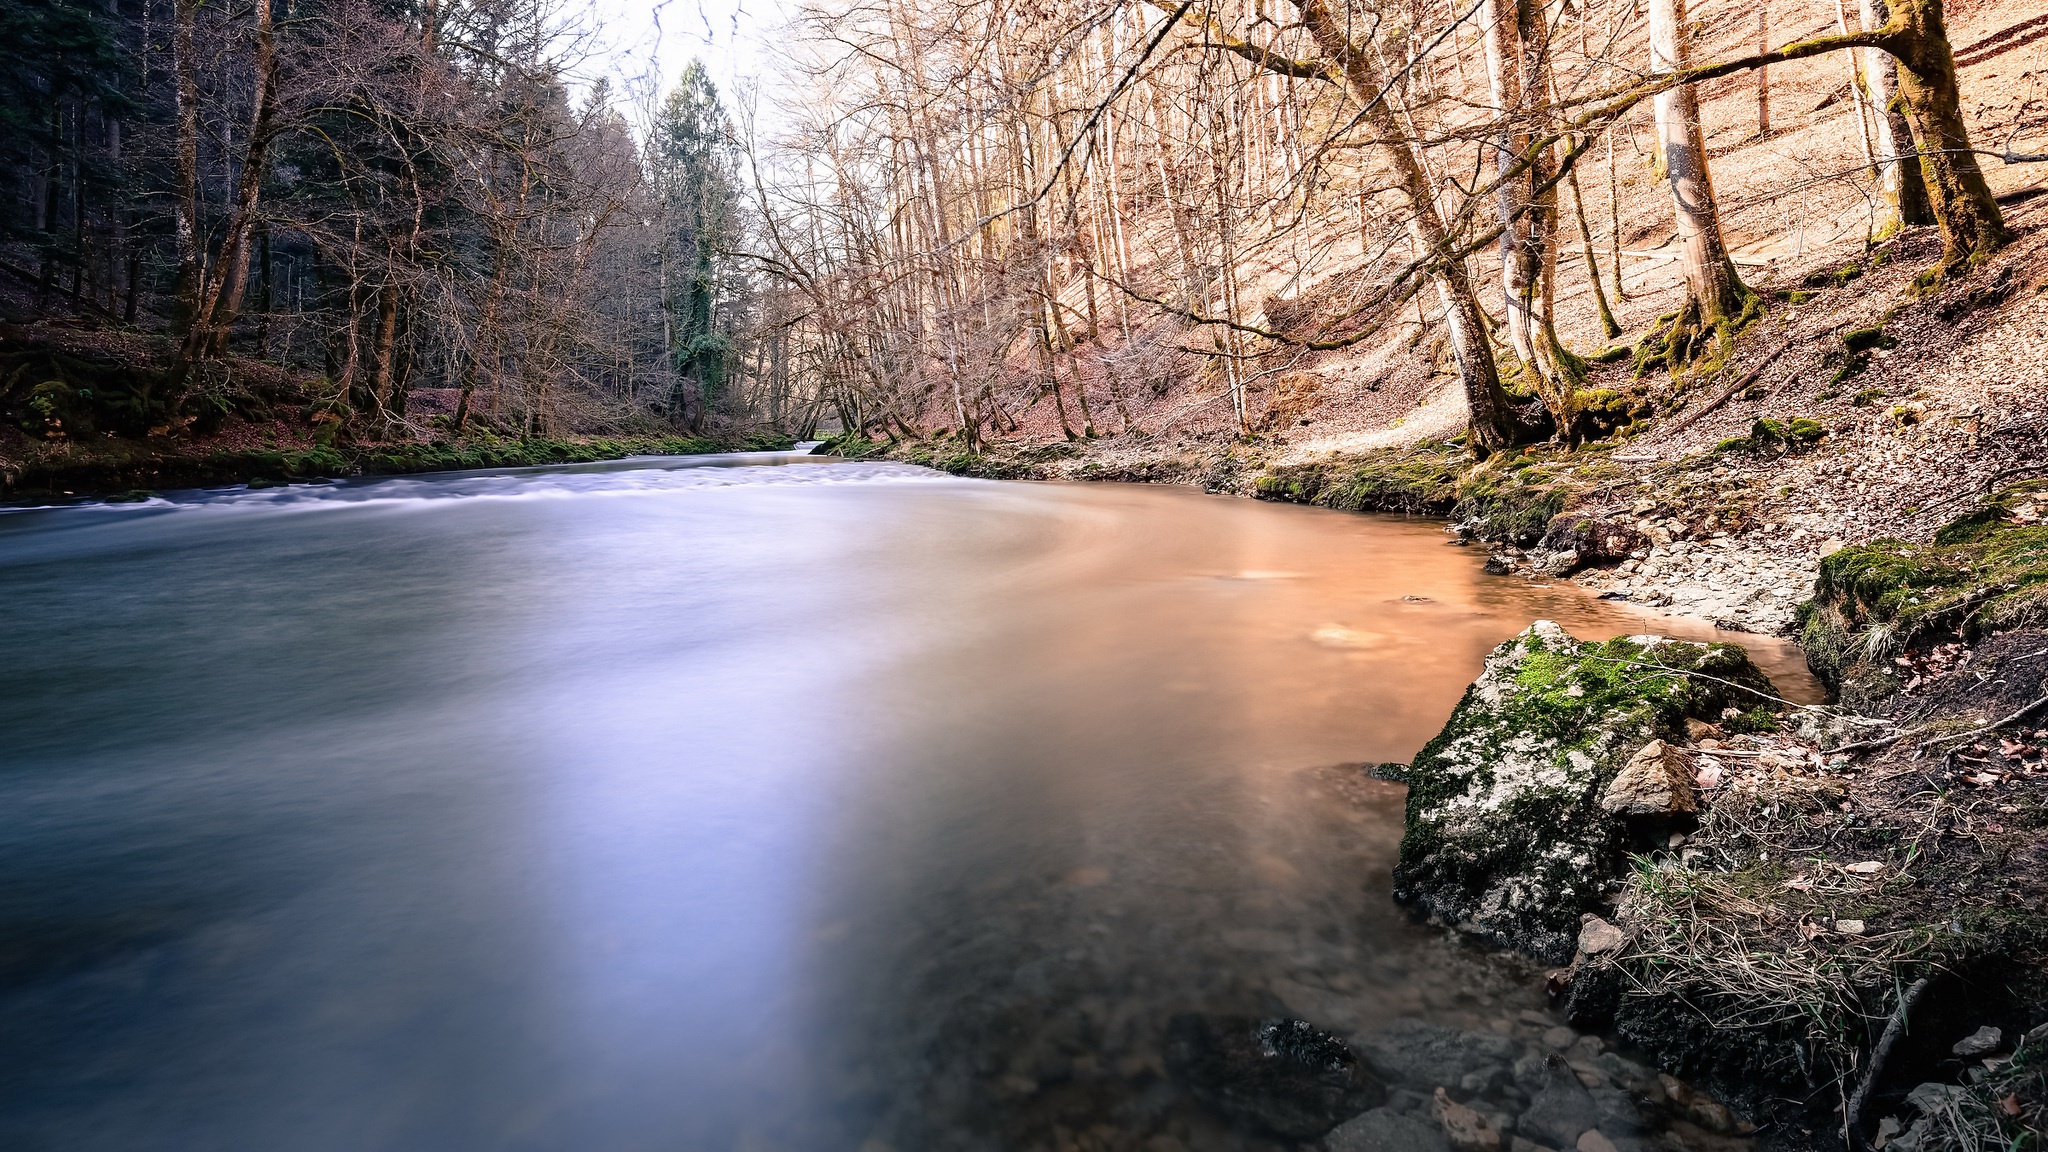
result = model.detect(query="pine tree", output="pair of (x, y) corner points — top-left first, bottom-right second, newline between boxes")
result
(650, 61), (742, 429)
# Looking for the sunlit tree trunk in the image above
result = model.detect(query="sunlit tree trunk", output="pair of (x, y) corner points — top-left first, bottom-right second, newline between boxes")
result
(1295, 0), (1538, 455)
(1860, 0), (1933, 232)
(1648, 0), (1750, 360)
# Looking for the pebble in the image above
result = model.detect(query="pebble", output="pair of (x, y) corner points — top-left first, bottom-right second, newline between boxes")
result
(1952, 1026), (2003, 1059)
(1435, 1087), (1503, 1152)
(1576, 918), (1627, 956)
(1575, 1132), (1619, 1152)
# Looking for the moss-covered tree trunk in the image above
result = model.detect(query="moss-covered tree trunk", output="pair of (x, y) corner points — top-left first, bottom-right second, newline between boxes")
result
(1884, 0), (2008, 267)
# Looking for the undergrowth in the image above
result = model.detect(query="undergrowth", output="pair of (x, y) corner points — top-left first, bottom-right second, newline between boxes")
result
(4, 432), (789, 497)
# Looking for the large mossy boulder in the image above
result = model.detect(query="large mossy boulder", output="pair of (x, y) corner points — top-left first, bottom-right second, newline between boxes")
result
(1392, 622), (1782, 963)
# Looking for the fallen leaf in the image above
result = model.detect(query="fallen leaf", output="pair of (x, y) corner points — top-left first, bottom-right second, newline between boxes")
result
(1843, 861), (1886, 875)
(1786, 875), (1814, 892)
(2002, 1095), (2023, 1118)
(1835, 919), (1867, 935)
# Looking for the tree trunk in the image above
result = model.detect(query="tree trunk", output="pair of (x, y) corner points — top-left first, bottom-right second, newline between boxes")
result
(1884, 0), (2002, 265)
(369, 280), (400, 413)
(1295, 0), (1538, 456)
(1757, 8), (1771, 134)
(1567, 156), (1623, 339)
(172, 0), (203, 333)
(1512, 0), (1571, 402)
(1649, 0), (1750, 357)
(1478, 0), (1532, 368)
(183, 0), (281, 363)
(1861, 0), (1934, 229)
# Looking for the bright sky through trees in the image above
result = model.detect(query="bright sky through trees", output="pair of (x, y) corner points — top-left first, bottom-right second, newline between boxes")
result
(588, 0), (786, 123)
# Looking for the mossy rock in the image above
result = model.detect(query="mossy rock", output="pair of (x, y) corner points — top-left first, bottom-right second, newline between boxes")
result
(1713, 416), (1828, 457)
(1393, 622), (1782, 963)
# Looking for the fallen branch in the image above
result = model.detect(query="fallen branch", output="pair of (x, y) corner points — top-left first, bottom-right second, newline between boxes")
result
(1661, 332), (1804, 438)
(1831, 729), (1910, 755)
(1845, 976), (1933, 1152)
(1917, 688), (2048, 751)
(1620, 249), (1776, 267)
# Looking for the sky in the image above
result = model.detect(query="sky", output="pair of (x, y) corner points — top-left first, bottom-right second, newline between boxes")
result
(578, 0), (791, 127)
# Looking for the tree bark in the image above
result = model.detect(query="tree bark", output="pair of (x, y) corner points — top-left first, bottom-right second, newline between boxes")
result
(1861, 0), (1934, 229)
(1649, 0), (1750, 350)
(1478, 0), (1533, 368)
(171, 0), (202, 332)
(1295, 0), (1538, 455)
(1884, 0), (2001, 263)
(183, 0), (281, 363)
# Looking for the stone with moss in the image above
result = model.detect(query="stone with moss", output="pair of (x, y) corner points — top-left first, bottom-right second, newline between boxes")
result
(1392, 622), (1783, 963)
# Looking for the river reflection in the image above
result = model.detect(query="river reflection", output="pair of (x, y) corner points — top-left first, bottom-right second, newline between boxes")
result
(0, 457), (1814, 1150)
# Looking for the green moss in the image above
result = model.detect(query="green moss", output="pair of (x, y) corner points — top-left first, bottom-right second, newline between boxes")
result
(1395, 624), (1784, 960)
(1800, 483), (2048, 685)
(1841, 326), (1893, 353)
(1850, 387), (1886, 407)
(1714, 415), (1828, 456)
(1830, 351), (1874, 385)
(1591, 344), (1633, 364)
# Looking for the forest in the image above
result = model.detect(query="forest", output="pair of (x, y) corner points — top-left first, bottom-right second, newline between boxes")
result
(1, 0), (2036, 470)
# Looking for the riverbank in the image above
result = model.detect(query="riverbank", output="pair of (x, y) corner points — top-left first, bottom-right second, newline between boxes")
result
(833, 217), (2048, 641)
(821, 225), (2048, 1149)
(0, 428), (796, 503)
(0, 320), (796, 502)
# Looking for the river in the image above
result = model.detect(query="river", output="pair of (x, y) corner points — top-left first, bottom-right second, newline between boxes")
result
(0, 453), (1814, 1151)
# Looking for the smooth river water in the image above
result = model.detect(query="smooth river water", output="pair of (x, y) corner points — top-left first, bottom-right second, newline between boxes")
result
(0, 454), (1813, 1151)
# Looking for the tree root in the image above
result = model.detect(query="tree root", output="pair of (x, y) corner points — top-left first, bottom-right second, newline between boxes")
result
(1845, 975), (1933, 1152)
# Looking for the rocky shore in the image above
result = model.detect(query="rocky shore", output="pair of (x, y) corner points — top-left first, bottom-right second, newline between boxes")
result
(830, 426), (2048, 1151)
(1150, 608), (2044, 1152)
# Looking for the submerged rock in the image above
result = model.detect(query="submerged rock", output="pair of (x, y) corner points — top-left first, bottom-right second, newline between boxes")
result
(1356, 1018), (1518, 1092)
(1327, 1107), (1454, 1152)
(1518, 1055), (1602, 1148)
(1165, 1015), (1384, 1138)
(1392, 622), (1781, 963)
(1434, 1087), (1503, 1152)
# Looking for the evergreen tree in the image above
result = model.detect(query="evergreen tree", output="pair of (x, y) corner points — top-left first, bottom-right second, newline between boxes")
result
(650, 61), (741, 428)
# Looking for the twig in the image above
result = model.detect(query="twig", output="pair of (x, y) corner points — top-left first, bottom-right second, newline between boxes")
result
(1917, 688), (2048, 751)
(1662, 332), (1803, 438)
(1845, 976), (1933, 1152)
(1832, 729), (1910, 755)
